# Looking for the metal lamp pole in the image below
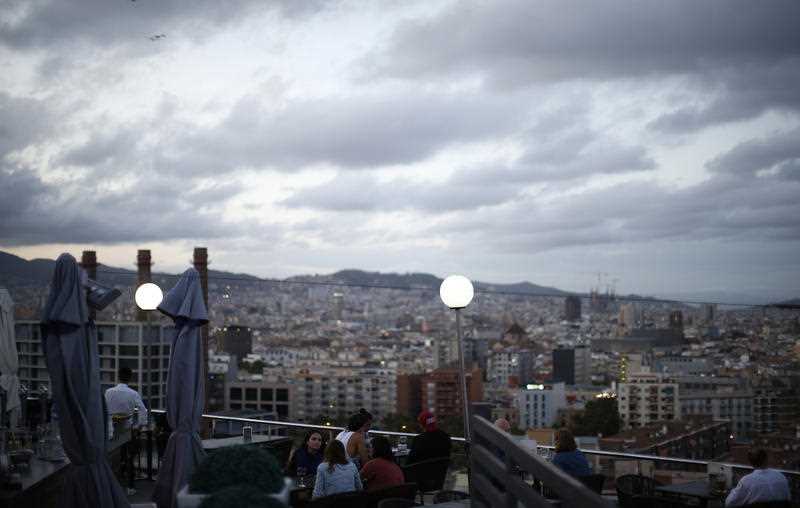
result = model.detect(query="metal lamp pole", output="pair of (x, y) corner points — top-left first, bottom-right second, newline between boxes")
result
(454, 307), (470, 443)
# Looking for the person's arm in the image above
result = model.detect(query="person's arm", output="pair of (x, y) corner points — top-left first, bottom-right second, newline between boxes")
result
(352, 432), (369, 467)
(104, 391), (114, 440)
(360, 460), (374, 485)
(725, 478), (747, 507)
(134, 392), (148, 428)
(312, 465), (326, 498)
(286, 448), (297, 476)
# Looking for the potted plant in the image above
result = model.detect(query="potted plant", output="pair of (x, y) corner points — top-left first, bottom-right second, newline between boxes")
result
(177, 446), (292, 508)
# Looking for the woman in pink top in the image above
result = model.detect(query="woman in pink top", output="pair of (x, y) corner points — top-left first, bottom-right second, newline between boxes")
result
(360, 436), (404, 492)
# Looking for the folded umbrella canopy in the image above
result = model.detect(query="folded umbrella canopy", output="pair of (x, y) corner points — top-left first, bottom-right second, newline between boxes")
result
(42, 253), (129, 507)
(0, 287), (20, 427)
(153, 268), (208, 508)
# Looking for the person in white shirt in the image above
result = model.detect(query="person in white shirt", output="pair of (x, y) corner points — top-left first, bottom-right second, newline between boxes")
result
(726, 448), (791, 507)
(105, 366), (148, 439)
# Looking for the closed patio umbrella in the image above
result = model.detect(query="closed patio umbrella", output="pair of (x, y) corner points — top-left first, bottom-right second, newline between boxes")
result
(0, 288), (20, 428)
(152, 268), (208, 508)
(42, 253), (129, 507)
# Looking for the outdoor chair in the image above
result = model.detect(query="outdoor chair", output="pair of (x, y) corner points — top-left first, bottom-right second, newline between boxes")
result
(433, 490), (470, 503)
(367, 483), (418, 508)
(307, 490), (370, 508)
(616, 474), (663, 508)
(377, 499), (417, 508)
(578, 473), (606, 494)
(264, 436), (294, 467)
(401, 456), (450, 503)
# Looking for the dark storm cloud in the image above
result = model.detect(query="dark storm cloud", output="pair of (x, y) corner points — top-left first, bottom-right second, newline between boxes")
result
(170, 92), (527, 172)
(0, 93), (52, 158)
(706, 127), (800, 178)
(369, 0), (800, 130)
(0, 167), (261, 246)
(0, 0), (329, 49)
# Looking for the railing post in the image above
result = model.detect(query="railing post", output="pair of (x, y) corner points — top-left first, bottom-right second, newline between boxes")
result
(146, 428), (154, 481)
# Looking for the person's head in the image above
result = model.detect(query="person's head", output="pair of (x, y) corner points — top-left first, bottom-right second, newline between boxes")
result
(303, 430), (324, 453)
(417, 411), (437, 432)
(748, 448), (768, 469)
(324, 439), (348, 471)
(494, 418), (511, 432)
(118, 366), (133, 384)
(347, 409), (373, 432)
(369, 436), (393, 461)
(555, 429), (577, 453)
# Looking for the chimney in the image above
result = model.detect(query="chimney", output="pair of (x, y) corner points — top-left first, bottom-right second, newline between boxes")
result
(136, 249), (152, 321)
(193, 247), (210, 415)
(81, 250), (98, 319)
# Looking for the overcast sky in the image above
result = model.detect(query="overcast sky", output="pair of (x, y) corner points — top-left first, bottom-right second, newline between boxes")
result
(1, 0), (799, 300)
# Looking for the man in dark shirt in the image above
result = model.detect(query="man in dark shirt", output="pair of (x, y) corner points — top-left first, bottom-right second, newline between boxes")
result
(407, 411), (452, 464)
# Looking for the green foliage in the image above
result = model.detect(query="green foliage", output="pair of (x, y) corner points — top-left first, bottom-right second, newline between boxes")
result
(238, 359), (265, 374)
(190, 446), (284, 495)
(381, 413), (418, 433)
(571, 396), (621, 437)
(199, 485), (286, 508)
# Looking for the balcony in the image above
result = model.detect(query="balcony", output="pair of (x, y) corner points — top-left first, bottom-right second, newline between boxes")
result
(111, 411), (800, 508)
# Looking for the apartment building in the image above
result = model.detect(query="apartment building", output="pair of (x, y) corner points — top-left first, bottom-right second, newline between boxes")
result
(617, 372), (680, 429)
(515, 382), (567, 430)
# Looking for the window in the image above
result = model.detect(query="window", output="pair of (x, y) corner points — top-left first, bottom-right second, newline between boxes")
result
(119, 345), (140, 357)
(276, 389), (288, 402)
(230, 387), (242, 400)
(245, 388), (258, 401)
(261, 388), (273, 400)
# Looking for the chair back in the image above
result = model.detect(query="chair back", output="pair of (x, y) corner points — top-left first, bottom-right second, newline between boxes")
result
(264, 437), (294, 467)
(307, 490), (370, 508)
(377, 499), (416, 508)
(367, 483), (417, 508)
(578, 474), (605, 494)
(401, 456), (450, 493)
(433, 490), (470, 503)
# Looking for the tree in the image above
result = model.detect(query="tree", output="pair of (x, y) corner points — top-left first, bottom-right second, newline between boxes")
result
(571, 396), (621, 437)
(380, 413), (418, 433)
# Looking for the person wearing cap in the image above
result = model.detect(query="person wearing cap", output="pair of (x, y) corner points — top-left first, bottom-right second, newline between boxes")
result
(406, 411), (452, 465)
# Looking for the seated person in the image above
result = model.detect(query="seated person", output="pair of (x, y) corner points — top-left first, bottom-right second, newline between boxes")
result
(407, 411), (451, 464)
(312, 440), (363, 499)
(287, 430), (325, 479)
(551, 429), (591, 478)
(725, 448), (790, 507)
(335, 408), (373, 469)
(360, 436), (404, 492)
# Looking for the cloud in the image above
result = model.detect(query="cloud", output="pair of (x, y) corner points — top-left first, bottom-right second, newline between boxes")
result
(170, 91), (528, 172)
(0, 0), (329, 50)
(706, 127), (800, 178)
(0, 93), (52, 158)
(366, 0), (800, 130)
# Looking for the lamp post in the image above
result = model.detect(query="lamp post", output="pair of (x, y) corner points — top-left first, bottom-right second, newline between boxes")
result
(439, 275), (475, 442)
(134, 283), (163, 427)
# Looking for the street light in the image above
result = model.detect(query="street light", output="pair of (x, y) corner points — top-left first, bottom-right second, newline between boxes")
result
(439, 275), (474, 443)
(135, 283), (163, 435)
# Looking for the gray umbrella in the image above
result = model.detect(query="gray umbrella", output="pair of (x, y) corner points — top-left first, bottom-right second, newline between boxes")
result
(152, 268), (208, 508)
(42, 253), (129, 507)
(0, 287), (21, 427)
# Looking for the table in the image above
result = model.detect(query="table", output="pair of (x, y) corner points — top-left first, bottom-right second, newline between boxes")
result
(201, 434), (283, 451)
(656, 480), (724, 508)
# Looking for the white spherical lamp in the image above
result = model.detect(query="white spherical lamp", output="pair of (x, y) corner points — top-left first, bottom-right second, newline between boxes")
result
(135, 282), (163, 311)
(439, 275), (474, 309)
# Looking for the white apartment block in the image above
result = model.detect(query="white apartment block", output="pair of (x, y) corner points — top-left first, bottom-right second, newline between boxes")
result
(15, 320), (172, 410)
(515, 382), (567, 429)
(617, 372), (680, 429)
(488, 348), (534, 387)
(292, 365), (397, 422)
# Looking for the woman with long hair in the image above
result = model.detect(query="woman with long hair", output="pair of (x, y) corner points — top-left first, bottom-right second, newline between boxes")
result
(312, 439), (362, 498)
(552, 429), (592, 478)
(286, 430), (326, 479)
(360, 436), (404, 492)
(335, 408), (373, 468)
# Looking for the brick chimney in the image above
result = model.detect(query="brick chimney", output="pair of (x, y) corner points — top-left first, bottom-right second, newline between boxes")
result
(136, 249), (152, 321)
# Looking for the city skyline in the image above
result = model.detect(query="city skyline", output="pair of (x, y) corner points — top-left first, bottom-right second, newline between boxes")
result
(2, 0), (799, 298)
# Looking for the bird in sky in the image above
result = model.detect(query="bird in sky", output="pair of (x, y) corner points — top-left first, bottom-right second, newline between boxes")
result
(148, 34), (167, 41)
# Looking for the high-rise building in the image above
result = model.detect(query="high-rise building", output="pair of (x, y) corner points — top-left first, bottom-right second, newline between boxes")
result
(752, 377), (800, 434)
(332, 292), (344, 321)
(552, 346), (591, 385)
(15, 320), (171, 410)
(564, 295), (582, 322)
(515, 382), (567, 429)
(617, 372), (680, 429)
(669, 310), (684, 331)
(219, 325), (253, 360)
(396, 373), (423, 419)
(421, 365), (483, 420)
(488, 347), (534, 387)
(226, 378), (293, 419)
